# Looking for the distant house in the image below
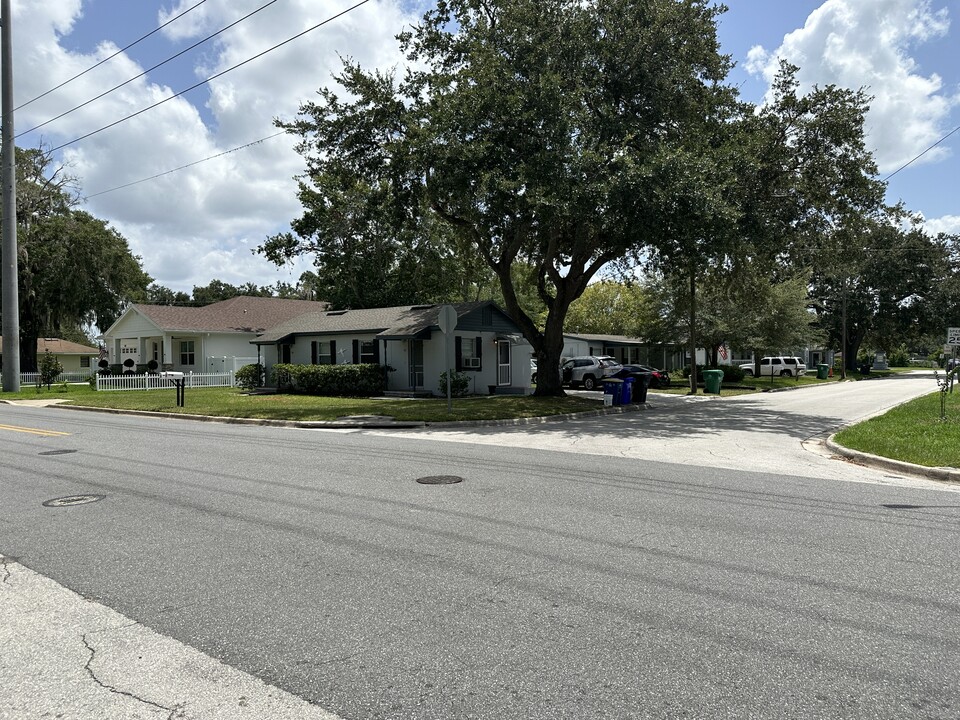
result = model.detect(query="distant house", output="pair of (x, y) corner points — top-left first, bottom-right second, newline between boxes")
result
(0, 337), (100, 374)
(100, 296), (328, 373)
(252, 301), (532, 396)
(563, 333), (685, 371)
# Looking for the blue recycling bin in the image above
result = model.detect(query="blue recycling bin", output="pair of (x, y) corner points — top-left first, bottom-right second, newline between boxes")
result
(602, 379), (623, 406)
(622, 376), (634, 404)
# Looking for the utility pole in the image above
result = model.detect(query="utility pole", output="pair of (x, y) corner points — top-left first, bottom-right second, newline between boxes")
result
(1, 0), (20, 392)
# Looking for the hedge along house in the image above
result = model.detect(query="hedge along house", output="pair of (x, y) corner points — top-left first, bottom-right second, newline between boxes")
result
(252, 301), (533, 396)
(99, 296), (328, 373)
(0, 337), (100, 374)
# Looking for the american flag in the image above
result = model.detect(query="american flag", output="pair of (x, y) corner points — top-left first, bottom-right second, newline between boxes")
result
(718, 344), (728, 360)
(98, 344), (108, 361)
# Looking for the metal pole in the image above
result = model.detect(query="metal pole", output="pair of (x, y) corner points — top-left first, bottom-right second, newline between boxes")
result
(1, 0), (21, 392)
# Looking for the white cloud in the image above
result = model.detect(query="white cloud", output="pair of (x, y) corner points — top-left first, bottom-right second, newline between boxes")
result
(922, 214), (960, 235)
(11, 0), (418, 294)
(746, 0), (957, 175)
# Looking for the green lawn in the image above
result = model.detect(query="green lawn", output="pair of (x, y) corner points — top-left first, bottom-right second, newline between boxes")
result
(3, 384), (604, 423)
(833, 389), (960, 468)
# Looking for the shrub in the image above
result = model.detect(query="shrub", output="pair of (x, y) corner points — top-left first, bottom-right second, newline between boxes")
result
(37, 350), (64, 389)
(271, 363), (295, 391)
(888, 344), (910, 368)
(438, 370), (471, 397)
(235, 363), (265, 390)
(271, 363), (385, 396)
(147, 359), (159, 372)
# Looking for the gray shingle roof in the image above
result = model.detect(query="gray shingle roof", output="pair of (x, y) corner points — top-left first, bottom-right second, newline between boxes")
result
(132, 296), (328, 334)
(254, 302), (491, 344)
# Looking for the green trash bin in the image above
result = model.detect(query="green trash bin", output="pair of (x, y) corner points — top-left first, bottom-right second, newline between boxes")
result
(817, 363), (829, 380)
(703, 368), (724, 394)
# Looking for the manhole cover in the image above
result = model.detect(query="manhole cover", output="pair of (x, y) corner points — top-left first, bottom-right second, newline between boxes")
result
(38, 449), (78, 456)
(416, 476), (463, 485)
(882, 503), (923, 510)
(42, 495), (105, 507)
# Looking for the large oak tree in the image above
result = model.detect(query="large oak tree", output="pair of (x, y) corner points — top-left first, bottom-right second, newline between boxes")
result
(262, 0), (737, 395)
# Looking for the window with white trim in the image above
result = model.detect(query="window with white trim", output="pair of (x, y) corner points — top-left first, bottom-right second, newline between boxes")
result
(180, 340), (195, 366)
(461, 338), (480, 368)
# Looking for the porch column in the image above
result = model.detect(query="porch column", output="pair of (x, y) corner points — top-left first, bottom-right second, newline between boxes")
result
(162, 336), (173, 370)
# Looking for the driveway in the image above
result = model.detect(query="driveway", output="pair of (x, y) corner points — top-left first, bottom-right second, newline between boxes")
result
(375, 370), (951, 489)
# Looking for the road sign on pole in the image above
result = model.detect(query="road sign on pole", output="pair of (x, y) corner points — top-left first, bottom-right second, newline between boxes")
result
(439, 305), (457, 412)
(948, 328), (960, 346)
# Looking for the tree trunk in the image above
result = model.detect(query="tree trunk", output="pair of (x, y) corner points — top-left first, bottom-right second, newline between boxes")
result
(531, 309), (567, 397)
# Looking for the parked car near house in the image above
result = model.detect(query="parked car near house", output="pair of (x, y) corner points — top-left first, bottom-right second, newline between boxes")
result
(740, 356), (807, 377)
(613, 364), (671, 388)
(561, 355), (622, 390)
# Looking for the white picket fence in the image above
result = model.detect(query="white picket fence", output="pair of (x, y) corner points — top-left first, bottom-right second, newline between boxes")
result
(95, 371), (235, 392)
(22, 372), (94, 385)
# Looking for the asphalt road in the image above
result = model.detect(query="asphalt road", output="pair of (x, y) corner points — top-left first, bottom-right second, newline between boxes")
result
(1, 374), (959, 719)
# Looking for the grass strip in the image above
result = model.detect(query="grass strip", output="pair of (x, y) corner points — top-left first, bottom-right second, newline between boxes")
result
(833, 390), (960, 468)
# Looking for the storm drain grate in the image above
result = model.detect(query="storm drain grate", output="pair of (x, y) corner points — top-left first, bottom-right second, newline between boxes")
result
(416, 476), (463, 485)
(42, 495), (105, 507)
(38, 449), (78, 456)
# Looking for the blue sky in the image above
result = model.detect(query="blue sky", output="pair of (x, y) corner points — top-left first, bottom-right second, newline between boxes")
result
(7, 0), (959, 293)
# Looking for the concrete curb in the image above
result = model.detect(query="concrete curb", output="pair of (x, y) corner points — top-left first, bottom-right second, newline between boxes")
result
(47, 399), (648, 430)
(824, 433), (960, 484)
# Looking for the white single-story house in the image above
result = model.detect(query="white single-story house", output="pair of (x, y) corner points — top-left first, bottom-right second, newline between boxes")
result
(0, 337), (100, 374)
(252, 301), (533, 396)
(100, 296), (328, 373)
(563, 333), (686, 371)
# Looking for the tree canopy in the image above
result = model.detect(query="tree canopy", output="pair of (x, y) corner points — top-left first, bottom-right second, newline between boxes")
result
(1, 147), (152, 371)
(262, 0), (738, 395)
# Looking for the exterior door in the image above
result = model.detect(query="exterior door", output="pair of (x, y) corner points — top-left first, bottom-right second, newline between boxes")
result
(497, 341), (511, 385)
(409, 340), (424, 389)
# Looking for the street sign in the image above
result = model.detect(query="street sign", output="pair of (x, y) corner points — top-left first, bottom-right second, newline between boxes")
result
(948, 328), (960, 346)
(438, 305), (457, 335)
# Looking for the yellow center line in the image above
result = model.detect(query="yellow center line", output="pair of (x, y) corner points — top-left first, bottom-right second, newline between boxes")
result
(0, 424), (72, 437)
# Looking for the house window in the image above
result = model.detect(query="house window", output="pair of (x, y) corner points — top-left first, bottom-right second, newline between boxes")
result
(180, 340), (195, 366)
(360, 340), (376, 364)
(319, 341), (332, 364)
(80, 356), (91, 368)
(461, 338), (480, 369)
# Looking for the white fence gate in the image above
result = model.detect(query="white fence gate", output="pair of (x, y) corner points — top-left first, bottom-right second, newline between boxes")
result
(96, 371), (235, 392)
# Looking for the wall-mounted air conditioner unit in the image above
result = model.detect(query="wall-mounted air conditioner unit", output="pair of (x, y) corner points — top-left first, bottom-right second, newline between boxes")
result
(464, 357), (481, 368)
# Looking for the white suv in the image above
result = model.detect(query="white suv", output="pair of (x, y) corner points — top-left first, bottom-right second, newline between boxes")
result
(740, 356), (807, 377)
(561, 356), (622, 390)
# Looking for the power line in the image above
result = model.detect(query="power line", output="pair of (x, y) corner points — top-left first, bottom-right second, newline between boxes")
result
(14, 0), (209, 112)
(48, 0), (371, 154)
(883, 124), (960, 181)
(84, 130), (285, 198)
(17, 0), (280, 139)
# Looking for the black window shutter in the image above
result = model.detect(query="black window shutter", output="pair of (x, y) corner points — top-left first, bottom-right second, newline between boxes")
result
(352, 339), (359, 364)
(476, 336), (482, 370)
(330, 340), (336, 364)
(311, 341), (318, 365)
(455, 336), (462, 371)
(373, 339), (381, 364)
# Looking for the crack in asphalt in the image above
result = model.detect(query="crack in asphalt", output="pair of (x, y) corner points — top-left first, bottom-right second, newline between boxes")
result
(0, 556), (13, 587)
(81, 634), (183, 719)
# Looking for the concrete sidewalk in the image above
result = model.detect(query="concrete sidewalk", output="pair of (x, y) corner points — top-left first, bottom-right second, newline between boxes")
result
(0, 555), (343, 720)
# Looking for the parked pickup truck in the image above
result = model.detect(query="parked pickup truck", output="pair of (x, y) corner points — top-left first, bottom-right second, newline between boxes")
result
(740, 356), (807, 377)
